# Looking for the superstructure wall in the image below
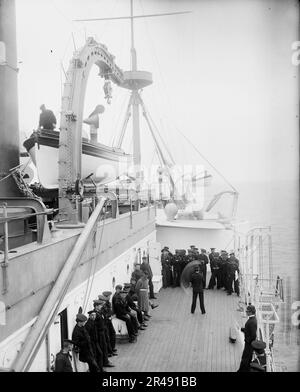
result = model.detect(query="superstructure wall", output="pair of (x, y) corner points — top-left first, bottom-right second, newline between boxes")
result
(0, 207), (156, 343)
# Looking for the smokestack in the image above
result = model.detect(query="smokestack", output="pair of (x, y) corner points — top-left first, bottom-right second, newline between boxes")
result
(0, 0), (21, 196)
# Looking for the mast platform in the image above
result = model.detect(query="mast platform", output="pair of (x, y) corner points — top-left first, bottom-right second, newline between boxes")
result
(108, 286), (244, 372)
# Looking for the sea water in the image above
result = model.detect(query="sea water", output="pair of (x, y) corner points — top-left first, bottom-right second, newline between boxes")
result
(236, 179), (299, 371)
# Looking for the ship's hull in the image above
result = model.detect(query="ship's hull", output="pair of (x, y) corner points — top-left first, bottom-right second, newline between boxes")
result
(0, 207), (158, 371)
(23, 130), (131, 189)
(0, 204), (240, 372)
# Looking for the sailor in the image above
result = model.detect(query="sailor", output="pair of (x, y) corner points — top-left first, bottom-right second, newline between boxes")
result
(112, 285), (138, 343)
(54, 339), (74, 372)
(237, 305), (257, 372)
(71, 313), (100, 372)
(83, 104), (105, 143)
(208, 248), (219, 289)
(250, 340), (267, 372)
(100, 292), (118, 357)
(38, 104), (57, 130)
(85, 310), (105, 372)
(130, 263), (143, 298)
(93, 299), (114, 368)
(171, 250), (182, 287)
(140, 255), (157, 299)
(121, 286), (140, 332)
(198, 249), (209, 289)
(161, 247), (172, 288)
(125, 287), (148, 329)
(229, 251), (240, 268)
(226, 256), (240, 296)
(218, 250), (229, 290)
(189, 266), (206, 314)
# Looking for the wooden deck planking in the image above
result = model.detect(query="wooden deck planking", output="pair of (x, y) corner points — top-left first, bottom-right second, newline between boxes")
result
(108, 286), (244, 372)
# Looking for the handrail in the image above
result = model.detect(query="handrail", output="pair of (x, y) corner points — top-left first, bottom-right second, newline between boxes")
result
(11, 197), (107, 372)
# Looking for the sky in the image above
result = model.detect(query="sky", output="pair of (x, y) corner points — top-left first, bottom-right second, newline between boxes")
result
(15, 0), (299, 183)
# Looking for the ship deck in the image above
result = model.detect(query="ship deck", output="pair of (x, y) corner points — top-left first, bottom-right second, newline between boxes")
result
(108, 286), (244, 372)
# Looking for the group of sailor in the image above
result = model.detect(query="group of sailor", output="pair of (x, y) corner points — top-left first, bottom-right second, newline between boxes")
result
(161, 245), (240, 296)
(54, 255), (158, 372)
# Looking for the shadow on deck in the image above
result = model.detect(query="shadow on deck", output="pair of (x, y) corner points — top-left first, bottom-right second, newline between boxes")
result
(108, 287), (244, 372)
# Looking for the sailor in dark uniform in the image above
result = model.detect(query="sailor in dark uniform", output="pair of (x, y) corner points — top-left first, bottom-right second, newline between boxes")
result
(85, 310), (105, 372)
(71, 313), (100, 373)
(161, 247), (172, 288)
(93, 299), (114, 368)
(250, 340), (267, 372)
(237, 305), (257, 372)
(218, 250), (229, 289)
(38, 104), (57, 130)
(198, 248), (209, 288)
(226, 256), (240, 296)
(190, 266), (206, 314)
(54, 339), (74, 372)
(100, 292), (117, 358)
(208, 248), (219, 289)
(140, 255), (156, 299)
(172, 250), (182, 287)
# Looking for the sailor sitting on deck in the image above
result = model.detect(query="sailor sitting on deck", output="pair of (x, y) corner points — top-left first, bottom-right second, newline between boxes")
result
(83, 104), (105, 143)
(112, 285), (138, 343)
(125, 287), (148, 329)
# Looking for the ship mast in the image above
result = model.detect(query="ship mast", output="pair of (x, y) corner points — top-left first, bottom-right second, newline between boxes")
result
(76, 0), (191, 197)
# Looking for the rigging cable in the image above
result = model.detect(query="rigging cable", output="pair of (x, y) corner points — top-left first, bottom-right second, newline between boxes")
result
(82, 202), (107, 313)
(138, 0), (237, 193)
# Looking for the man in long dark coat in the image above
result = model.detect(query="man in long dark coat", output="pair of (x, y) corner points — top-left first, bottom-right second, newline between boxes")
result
(101, 291), (118, 356)
(237, 305), (257, 372)
(93, 299), (114, 367)
(161, 247), (173, 287)
(71, 313), (100, 373)
(189, 266), (206, 314)
(198, 248), (209, 288)
(85, 310), (105, 372)
(208, 248), (219, 289)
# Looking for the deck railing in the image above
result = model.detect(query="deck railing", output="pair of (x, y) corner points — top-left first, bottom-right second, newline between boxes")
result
(236, 226), (284, 372)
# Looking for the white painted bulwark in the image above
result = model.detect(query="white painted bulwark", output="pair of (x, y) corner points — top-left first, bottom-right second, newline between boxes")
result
(0, 230), (156, 371)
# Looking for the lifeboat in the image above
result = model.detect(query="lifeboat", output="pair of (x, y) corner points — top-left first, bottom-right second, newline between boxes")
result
(23, 129), (131, 189)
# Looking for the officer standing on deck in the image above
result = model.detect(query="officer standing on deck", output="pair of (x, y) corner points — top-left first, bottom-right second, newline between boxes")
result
(85, 310), (105, 372)
(93, 299), (114, 368)
(208, 248), (219, 289)
(161, 247), (172, 288)
(101, 291), (118, 356)
(72, 313), (100, 373)
(198, 249), (209, 289)
(172, 250), (182, 287)
(190, 266), (206, 314)
(237, 305), (257, 372)
(219, 250), (229, 289)
(226, 257), (240, 296)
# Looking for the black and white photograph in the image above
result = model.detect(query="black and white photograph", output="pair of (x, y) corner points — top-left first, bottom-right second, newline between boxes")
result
(0, 0), (299, 377)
